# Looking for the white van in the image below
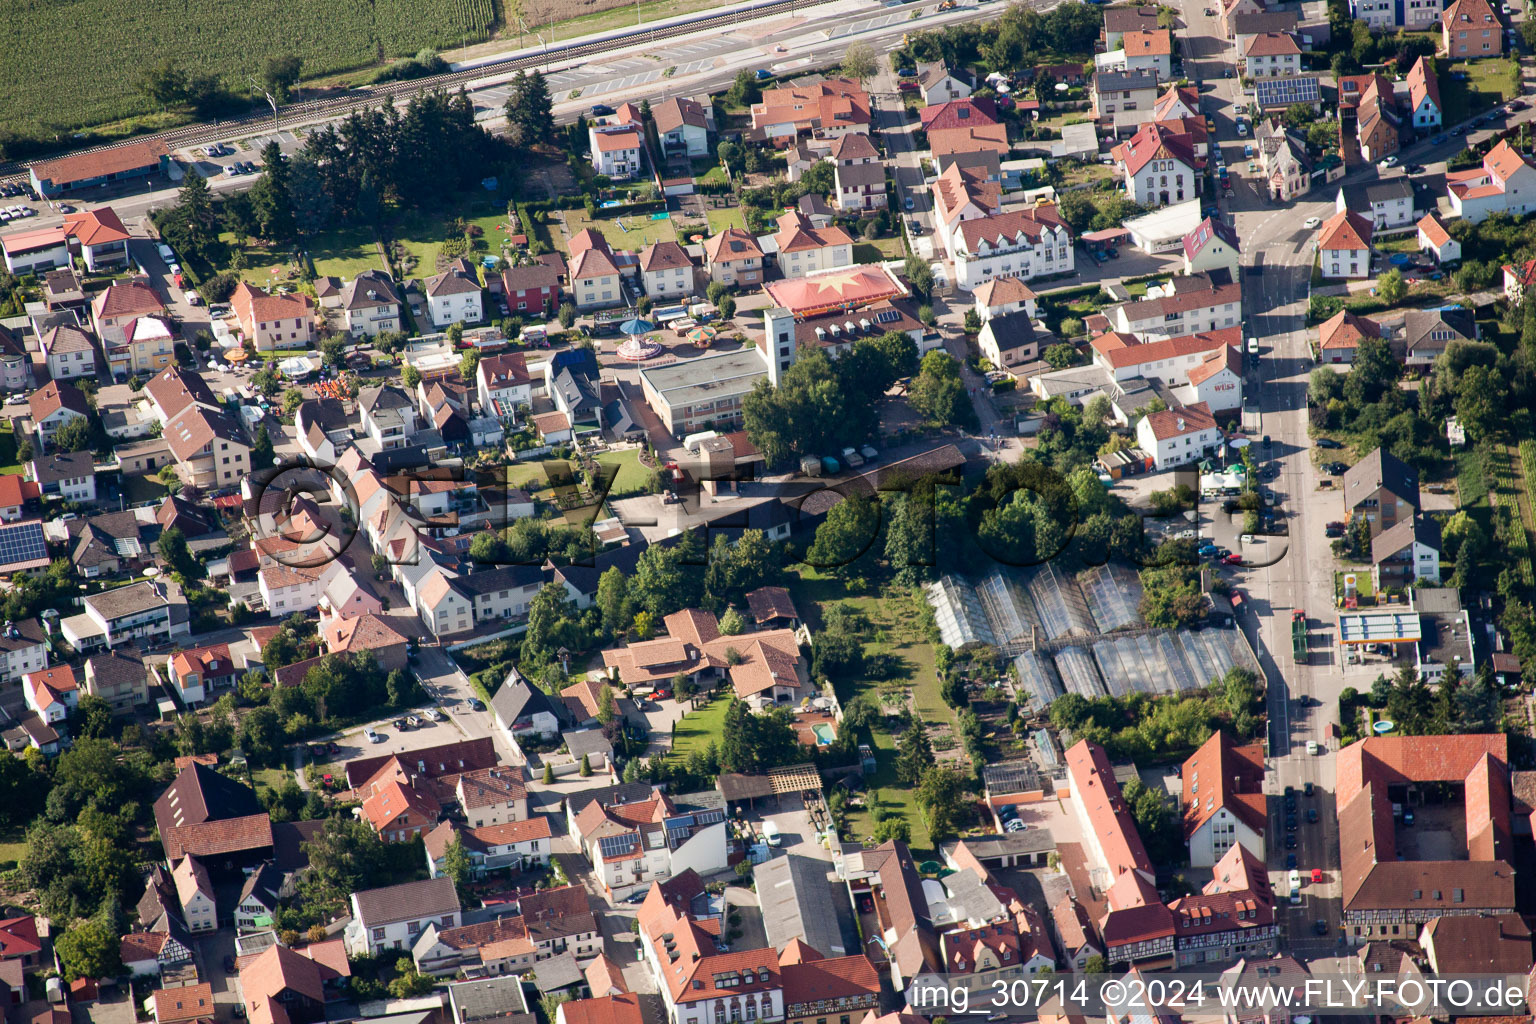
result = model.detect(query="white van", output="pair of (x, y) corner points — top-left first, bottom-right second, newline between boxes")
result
(1246, 337), (1259, 354)
(1307, 739), (1321, 755)
(762, 820), (782, 847)
(1288, 870), (1302, 904)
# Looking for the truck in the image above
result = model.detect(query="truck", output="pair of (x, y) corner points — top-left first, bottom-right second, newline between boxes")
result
(1292, 610), (1307, 663)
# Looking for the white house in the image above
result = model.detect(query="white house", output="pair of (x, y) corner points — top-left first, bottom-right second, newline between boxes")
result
(27, 380), (89, 453)
(478, 352), (533, 422)
(568, 231), (624, 309)
(1406, 57), (1442, 129)
(172, 856), (217, 933)
(572, 792), (728, 900)
(1445, 140), (1536, 223)
(639, 241), (695, 301)
(973, 276), (1039, 322)
(358, 385), (419, 449)
(1317, 209), (1373, 279)
(947, 204), (1075, 291)
(491, 673), (563, 743)
(1136, 402), (1221, 470)
(259, 565), (322, 616)
(40, 324), (97, 382)
(1337, 178), (1415, 230)
(1372, 516), (1442, 587)
(22, 666), (77, 725)
(340, 271), (403, 337)
(1181, 732), (1268, 868)
(1118, 30), (1175, 79)
(931, 162), (1002, 259)
(1182, 217), (1240, 278)
(1116, 123), (1202, 207)
(655, 98), (710, 158)
(1105, 271), (1242, 340)
(1241, 31), (1302, 76)
(426, 259), (484, 328)
(345, 877), (462, 957)
(233, 863), (282, 932)
(425, 818), (553, 879)
(589, 126), (644, 179)
(917, 61), (974, 105)
(0, 620), (50, 686)
(772, 211), (855, 279)
(1418, 214), (1462, 265)
(830, 133), (888, 214)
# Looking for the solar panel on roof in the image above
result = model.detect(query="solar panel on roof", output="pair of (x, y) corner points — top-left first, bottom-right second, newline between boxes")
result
(597, 832), (638, 859)
(875, 309), (902, 323)
(0, 521), (47, 568)
(1255, 77), (1319, 107)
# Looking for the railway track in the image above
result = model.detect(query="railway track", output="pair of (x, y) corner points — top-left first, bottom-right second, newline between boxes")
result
(0, 0), (824, 183)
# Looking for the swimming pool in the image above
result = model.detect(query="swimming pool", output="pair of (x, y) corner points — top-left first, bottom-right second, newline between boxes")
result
(811, 723), (835, 745)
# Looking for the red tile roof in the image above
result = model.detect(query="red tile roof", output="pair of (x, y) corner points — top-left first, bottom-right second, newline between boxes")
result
(1318, 309), (1381, 352)
(1066, 739), (1152, 878)
(32, 140), (168, 187)
(63, 207), (130, 247)
(1317, 208), (1373, 252)
(1142, 401), (1216, 441)
(1181, 731), (1267, 839)
(1116, 122), (1199, 177)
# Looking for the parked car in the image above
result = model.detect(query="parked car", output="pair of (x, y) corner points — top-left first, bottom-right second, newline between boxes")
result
(1314, 920), (1329, 936)
(1315, 437), (1343, 449)
(406, 715), (421, 727)
(1405, 164), (1425, 174)
(860, 444), (878, 460)
(1222, 553), (1243, 565)
(1304, 781), (1315, 796)
(1106, 246), (1119, 258)
(365, 728), (383, 743)
(1325, 461), (1347, 475)
(1383, 154), (1399, 167)
(1307, 807), (1319, 823)
(1285, 852), (1297, 868)
(591, 104), (615, 115)
(755, 69), (772, 79)
(1285, 834), (1297, 849)
(468, 698), (486, 711)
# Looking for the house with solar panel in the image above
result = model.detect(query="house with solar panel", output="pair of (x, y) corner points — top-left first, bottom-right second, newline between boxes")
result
(571, 786), (728, 901)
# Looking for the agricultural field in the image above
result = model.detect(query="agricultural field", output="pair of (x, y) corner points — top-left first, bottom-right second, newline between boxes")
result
(0, 0), (497, 143)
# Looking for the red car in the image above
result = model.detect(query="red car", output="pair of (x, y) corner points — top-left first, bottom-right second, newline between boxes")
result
(1222, 553), (1243, 565)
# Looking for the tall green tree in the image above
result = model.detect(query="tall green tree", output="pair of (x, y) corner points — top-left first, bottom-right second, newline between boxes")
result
(806, 494), (881, 578)
(263, 54), (304, 103)
(895, 718), (935, 784)
(248, 141), (296, 243)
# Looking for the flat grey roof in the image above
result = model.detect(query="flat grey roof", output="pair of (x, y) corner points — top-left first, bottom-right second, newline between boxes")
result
(1338, 610), (1422, 645)
(756, 852), (854, 957)
(639, 349), (767, 409)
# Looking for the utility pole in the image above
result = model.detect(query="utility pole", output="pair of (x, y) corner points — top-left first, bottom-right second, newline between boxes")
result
(247, 76), (281, 137)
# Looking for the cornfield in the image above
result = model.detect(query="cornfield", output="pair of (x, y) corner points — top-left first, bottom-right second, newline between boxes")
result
(0, 0), (498, 143)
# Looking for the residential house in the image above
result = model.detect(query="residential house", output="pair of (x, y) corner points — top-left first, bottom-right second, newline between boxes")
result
(1406, 57), (1442, 130)
(1337, 734), (1513, 942)
(973, 277), (1038, 322)
(500, 256), (563, 317)
(294, 398), (350, 466)
(1419, 914), (1533, 976)
(1372, 516), (1443, 587)
(1135, 402), (1221, 470)
(258, 563), (322, 617)
(601, 607), (812, 707)
(490, 671), (564, 742)
(1230, 10), (1301, 45)
(781, 954), (882, 1024)
(166, 644), (238, 705)
(414, 917), (538, 978)
(90, 280), (165, 348)
(426, 258), (484, 328)
(27, 380), (89, 452)
(1182, 217), (1241, 278)
(1104, 5), (1162, 47)
(931, 162), (1002, 258)
(1091, 70), (1161, 134)
(340, 270), (404, 337)
(1181, 732), (1267, 867)
(61, 579), (190, 653)
(655, 98), (710, 157)
(30, 449), (95, 504)
(751, 78), (871, 141)
(163, 402), (251, 490)
(41, 269), (84, 313)
(1443, 0), (1503, 57)
(1338, 177), (1414, 230)
(703, 228), (765, 287)
(773, 211), (855, 279)
(1401, 306), (1477, 365)
(231, 282), (315, 349)
(1167, 843), (1279, 966)
(1445, 140), (1536, 222)
(570, 788), (727, 899)
(314, 277), (342, 307)
(1351, 0), (1444, 28)
(23, 665), (78, 726)
(171, 856), (216, 933)
(1115, 122), (1202, 206)
(40, 323), (96, 381)
(0, 914), (42, 971)
(1316, 309), (1383, 364)
(1050, 897), (1103, 970)
(83, 648), (149, 714)
(922, 98), (1009, 177)
(240, 943), (349, 1024)
(233, 862), (283, 931)
(1118, 30), (1174, 78)
(946, 203), (1075, 291)
(639, 241), (695, 301)
(359, 761), (443, 843)
(830, 134), (887, 214)
(0, 227), (68, 275)
(424, 818), (553, 878)
(152, 984), (215, 1024)
(1316, 209), (1373, 279)
(414, 569), (474, 637)
(344, 877), (462, 957)
(1103, 271), (1242, 340)
(478, 352), (533, 422)
(1342, 447), (1420, 538)
(1241, 32), (1301, 76)
(1354, 80), (1401, 164)
(0, 619), (48, 687)
(568, 230), (624, 309)
(917, 61), (974, 104)
(358, 385), (419, 450)
(453, 766), (530, 828)
(322, 612), (407, 670)
(978, 313), (1045, 371)
(63, 207), (131, 271)
(589, 126), (644, 179)
(0, 474), (30, 522)
(0, 325), (30, 392)
(1418, 213), (1461, 264)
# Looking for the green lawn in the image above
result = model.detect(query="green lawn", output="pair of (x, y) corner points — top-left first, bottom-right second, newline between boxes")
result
(0, 830), (25, 867)
(596, 448), (652, 497)
(1442, 58), (1521, 123)
(250, 766), (292, 797)
(0, 422), (22, 475)
(387, 200), (520, 278)
(697, 165), (729, 187)
(507, 459), (571, 495)
(224, 224), (384, 286)
(670, 694), (732, 766)
(705, 206), (747, 235)
(562, 209), (679, 253)
(853, 237), (905, 262)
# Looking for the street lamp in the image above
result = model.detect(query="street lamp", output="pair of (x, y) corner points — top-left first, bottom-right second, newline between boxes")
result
(247, 76), (281, 136)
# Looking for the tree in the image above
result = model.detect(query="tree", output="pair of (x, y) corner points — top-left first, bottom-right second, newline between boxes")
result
(903, 254), (933, 300)
(558, 303), (577, 329)
(596, 567), (630, 637)
(401, 364), (423, 388)
(53, 415), (94, 453)
(841, 43), (878, 81)
(1378, 267), (1406, 305)
(909, 350), (975, 428)
(251, 362), (281, 397)
(55, 911), (124, 982)
(542, 763), (555, 784)
(460, 348), (481, 380)
(238, 706), (285, 766)
(806, 494), (881, 577)
(717, 295), (737, 320)
(389, 962), (436, 999)
(1082, 954), (1110, 975)
(248, 141), (295, 242)
(248, 421), (275, 471)
(579, 753), (593, 776)
(263, 55), (304, 103)
(915, 766), (968, 839)
(137, 58), (189, 108)
(895, 718), (935, 784)
(158, 526), (197, 578)
(1044, 343), (1079, 369)
(726, 69), (762, 107)
(597, 684), (619, 726)
(72, 695), (115, 741)
(442, 835), (473, 894)
(719, 607), (746, 635)
(505, 71), (555, 147)
(303, 817), (390, 896)
(158, 463), (182, 496)
(173, 172), (219, 262)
